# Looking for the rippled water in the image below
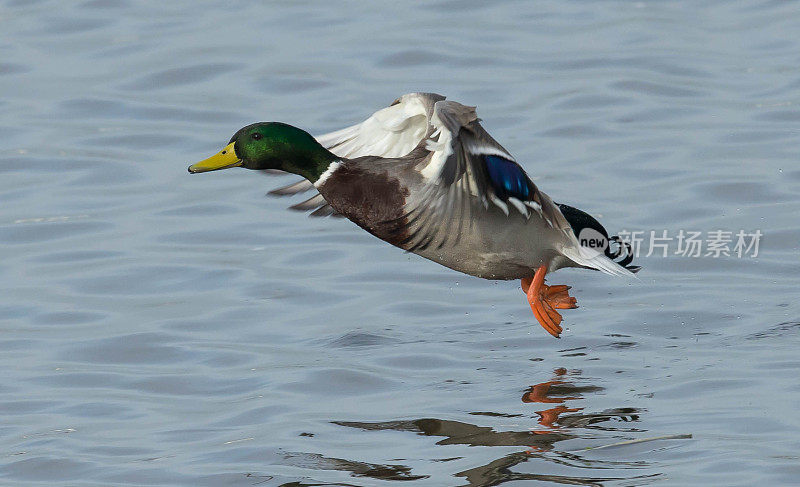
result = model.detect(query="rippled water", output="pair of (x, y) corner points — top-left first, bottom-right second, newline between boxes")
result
(2, 1), (800, 485)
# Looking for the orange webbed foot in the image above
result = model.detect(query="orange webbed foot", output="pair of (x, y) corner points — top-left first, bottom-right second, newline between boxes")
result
(521, 266), (578, 338)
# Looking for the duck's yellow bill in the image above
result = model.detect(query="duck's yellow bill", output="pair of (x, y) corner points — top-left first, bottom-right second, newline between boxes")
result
(188, 143), (241, 173)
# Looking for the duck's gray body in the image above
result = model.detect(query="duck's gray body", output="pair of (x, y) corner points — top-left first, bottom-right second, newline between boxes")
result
(271, 92), (635, 281)
(316, 156), (572, 280)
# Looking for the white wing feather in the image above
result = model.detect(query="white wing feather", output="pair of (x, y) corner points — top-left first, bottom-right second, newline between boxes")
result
(317, 93), (440, 159)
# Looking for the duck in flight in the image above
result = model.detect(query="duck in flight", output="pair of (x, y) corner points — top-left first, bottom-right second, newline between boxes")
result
(189, 93), (639, 338)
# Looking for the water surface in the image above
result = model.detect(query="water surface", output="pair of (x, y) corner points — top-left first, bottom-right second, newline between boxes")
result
(2, 1), (800, 485)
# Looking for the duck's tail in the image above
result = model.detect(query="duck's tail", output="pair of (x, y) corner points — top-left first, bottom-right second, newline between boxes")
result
(556, 203), (641, 276)
(605, 235), (641, 273)
(561, 245), (638, 277)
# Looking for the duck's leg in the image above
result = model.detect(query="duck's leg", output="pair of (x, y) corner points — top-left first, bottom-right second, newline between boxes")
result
(521, 265), (577, 338)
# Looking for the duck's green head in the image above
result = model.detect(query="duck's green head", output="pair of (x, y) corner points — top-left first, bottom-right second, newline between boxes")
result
(188, 122), (337, 182)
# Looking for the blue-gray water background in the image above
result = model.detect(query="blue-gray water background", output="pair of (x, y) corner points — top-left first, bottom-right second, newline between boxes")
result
(2, 1), (800, 485)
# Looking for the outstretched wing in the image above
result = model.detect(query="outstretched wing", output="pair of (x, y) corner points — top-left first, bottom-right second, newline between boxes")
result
(266, 93), (445, 216)
(391, 100), (572, 252)
(317, 92), (443, 159)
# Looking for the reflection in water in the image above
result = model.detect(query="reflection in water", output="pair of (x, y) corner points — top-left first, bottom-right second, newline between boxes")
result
(455, 452), (659, 487)
(280, 451), (428, 481)
(334, 417), (573, 448)
(287, 369), (658, 486)
(522, 367), (586, 429)
(333, 417), (656, 486)
(520, 368), (640, 432)
(277, 481), (359, 487)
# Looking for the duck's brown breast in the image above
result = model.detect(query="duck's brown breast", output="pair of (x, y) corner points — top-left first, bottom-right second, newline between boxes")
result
(317, 165), (411, 247)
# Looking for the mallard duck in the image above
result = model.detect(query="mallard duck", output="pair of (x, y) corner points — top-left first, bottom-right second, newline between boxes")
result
(188, 93), (639, 338)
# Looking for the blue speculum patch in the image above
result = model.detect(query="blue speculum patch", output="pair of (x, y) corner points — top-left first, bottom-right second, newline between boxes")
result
(484, 155), (531, 200)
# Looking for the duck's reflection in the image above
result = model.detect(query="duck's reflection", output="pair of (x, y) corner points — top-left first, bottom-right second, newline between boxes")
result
(279, 451), (428, 482)
(335, 417), (573, 448)
(520, 367), (640, 433)
(283, 369), (652, 487)
(522, 368), (641, 433)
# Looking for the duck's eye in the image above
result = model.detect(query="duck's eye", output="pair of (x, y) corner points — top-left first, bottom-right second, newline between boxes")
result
(252, 133), (262, 140)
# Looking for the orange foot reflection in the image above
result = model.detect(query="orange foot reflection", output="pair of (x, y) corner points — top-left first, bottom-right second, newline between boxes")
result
(522, 381), (578, 404)
(524, 369), (583, 434)
(535, 405), (582, 429)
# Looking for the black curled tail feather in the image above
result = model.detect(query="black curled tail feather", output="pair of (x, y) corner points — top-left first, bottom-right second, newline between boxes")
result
(556, 202), (641, 274)
(605, 235), (641, 273)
